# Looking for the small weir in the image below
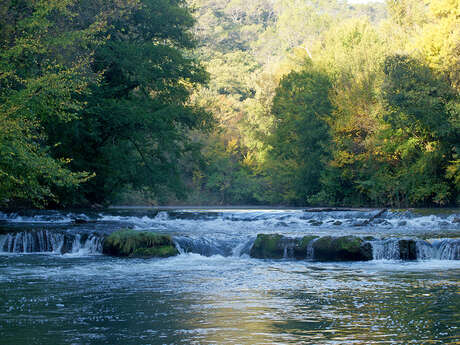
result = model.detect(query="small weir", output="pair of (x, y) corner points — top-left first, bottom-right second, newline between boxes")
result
(2, 229), (458, 261)
(0, 209), (459, 261)
(0, 230), (103, 255)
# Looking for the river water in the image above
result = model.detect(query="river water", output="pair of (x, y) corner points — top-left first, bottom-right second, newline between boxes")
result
(0, 208), (459, 344)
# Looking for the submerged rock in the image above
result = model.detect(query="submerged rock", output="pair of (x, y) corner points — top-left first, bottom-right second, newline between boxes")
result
(312, 236), (373, 261)
(103, 229), (178, 258)
(60, 234), (74, 254)
(398, 239), (416, 260)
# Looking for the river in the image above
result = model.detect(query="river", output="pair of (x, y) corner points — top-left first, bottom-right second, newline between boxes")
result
(0, 208), (459, 344)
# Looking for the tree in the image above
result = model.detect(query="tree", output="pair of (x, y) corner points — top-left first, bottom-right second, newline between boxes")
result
(266, 64), (332, 204)
(45, 0), (212, 205)
(374, 54), (459, 205)
(0, 0), (97, 207)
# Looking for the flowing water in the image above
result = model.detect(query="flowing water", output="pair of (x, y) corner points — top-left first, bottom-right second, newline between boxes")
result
(0, 208), (459, 344)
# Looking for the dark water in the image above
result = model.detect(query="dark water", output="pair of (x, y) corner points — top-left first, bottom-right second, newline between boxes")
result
(0, 208), (459, 344)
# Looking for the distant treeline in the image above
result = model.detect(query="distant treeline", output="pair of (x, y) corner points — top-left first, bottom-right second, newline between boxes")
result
(183, 0), (459, 207)
(0, 0), (458, 208)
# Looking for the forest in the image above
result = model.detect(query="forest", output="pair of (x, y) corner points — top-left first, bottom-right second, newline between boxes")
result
(0, 0), (459, 208)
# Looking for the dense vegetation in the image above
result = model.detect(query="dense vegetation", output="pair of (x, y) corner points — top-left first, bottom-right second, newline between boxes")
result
(185, 0), (459, 207)
(0, 0), (212, 207)
(0, 0), (458, 208)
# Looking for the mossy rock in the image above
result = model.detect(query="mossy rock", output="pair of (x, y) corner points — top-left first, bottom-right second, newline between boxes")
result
(398, 239), (416, 260)
(293, 236), (318, 259)
(250, 234), (319, 260)
(103, 229), (178, 258)
(250, 234), (286, 259)
(312, 236), (372, 261)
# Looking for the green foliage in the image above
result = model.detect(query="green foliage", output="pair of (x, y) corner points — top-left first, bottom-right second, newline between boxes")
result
(265, 65), (333, 204)
(182, 0), (388, 206)
(2, 0), (457, 208)
(45, 0), (213, 205)
(0, 117), (90, 207)
(0, 0), (97, 207)
(371, 54), (459, 206)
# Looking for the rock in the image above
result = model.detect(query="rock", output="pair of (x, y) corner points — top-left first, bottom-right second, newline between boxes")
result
(293, 236), (318, 260)
(60, 234), (74, 254)
(250, 234), (286, 259)
(352, 220), (369, 227)
(360, 242), (373, 260)
(250, 234), (374, 261)
(250, 234), (319, 260)
(102, 229), (178, 258)
(333, 221), (342, 226)
(452, 217), (460, 224)
(312, 236), (373, 261)
(308, 220), (323, 226)
(73, 218), (88, 224)
(398, 220), (407, 226)
(398, 239), (416, 260)
(368, 209), (387, 222)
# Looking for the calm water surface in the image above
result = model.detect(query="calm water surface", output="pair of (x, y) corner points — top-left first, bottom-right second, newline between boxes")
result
(0, 208), (459, 344)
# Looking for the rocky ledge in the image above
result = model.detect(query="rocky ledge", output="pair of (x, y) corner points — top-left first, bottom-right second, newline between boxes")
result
(249, 234), (422, 261)
(102, 229), (178, 258)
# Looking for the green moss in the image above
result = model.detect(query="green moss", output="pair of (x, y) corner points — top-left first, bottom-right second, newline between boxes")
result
(294, 236), (318, 259)
(312, 236), (372, 261)
(335, 236), (362, 253)
(250, 234), (284, 259)
(103, 229), (178, 258)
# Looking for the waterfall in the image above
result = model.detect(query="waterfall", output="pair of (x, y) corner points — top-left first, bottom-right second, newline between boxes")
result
(371, 239), (401, 260)
(371, 238), (460, 260)
(306, 238), (316, 260)
(431, 239), (460, 260)
(0, 230), (103, 255)
(0, 230), (65, 253)
(415, 239), (434, 260)
(173, 237), (237, 257)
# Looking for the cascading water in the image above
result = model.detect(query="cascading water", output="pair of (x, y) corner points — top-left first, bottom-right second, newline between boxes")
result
(431, 239), (460, 260)
(370, 238), (460, 261)
(0, 230), (103, 255)
(371, 239), (402, 260)
(0, 208), (459, 260)
(0, 230), (65, 253)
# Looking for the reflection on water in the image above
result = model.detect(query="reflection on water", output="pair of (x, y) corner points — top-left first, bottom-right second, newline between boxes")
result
(0, 254), (459, 344)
